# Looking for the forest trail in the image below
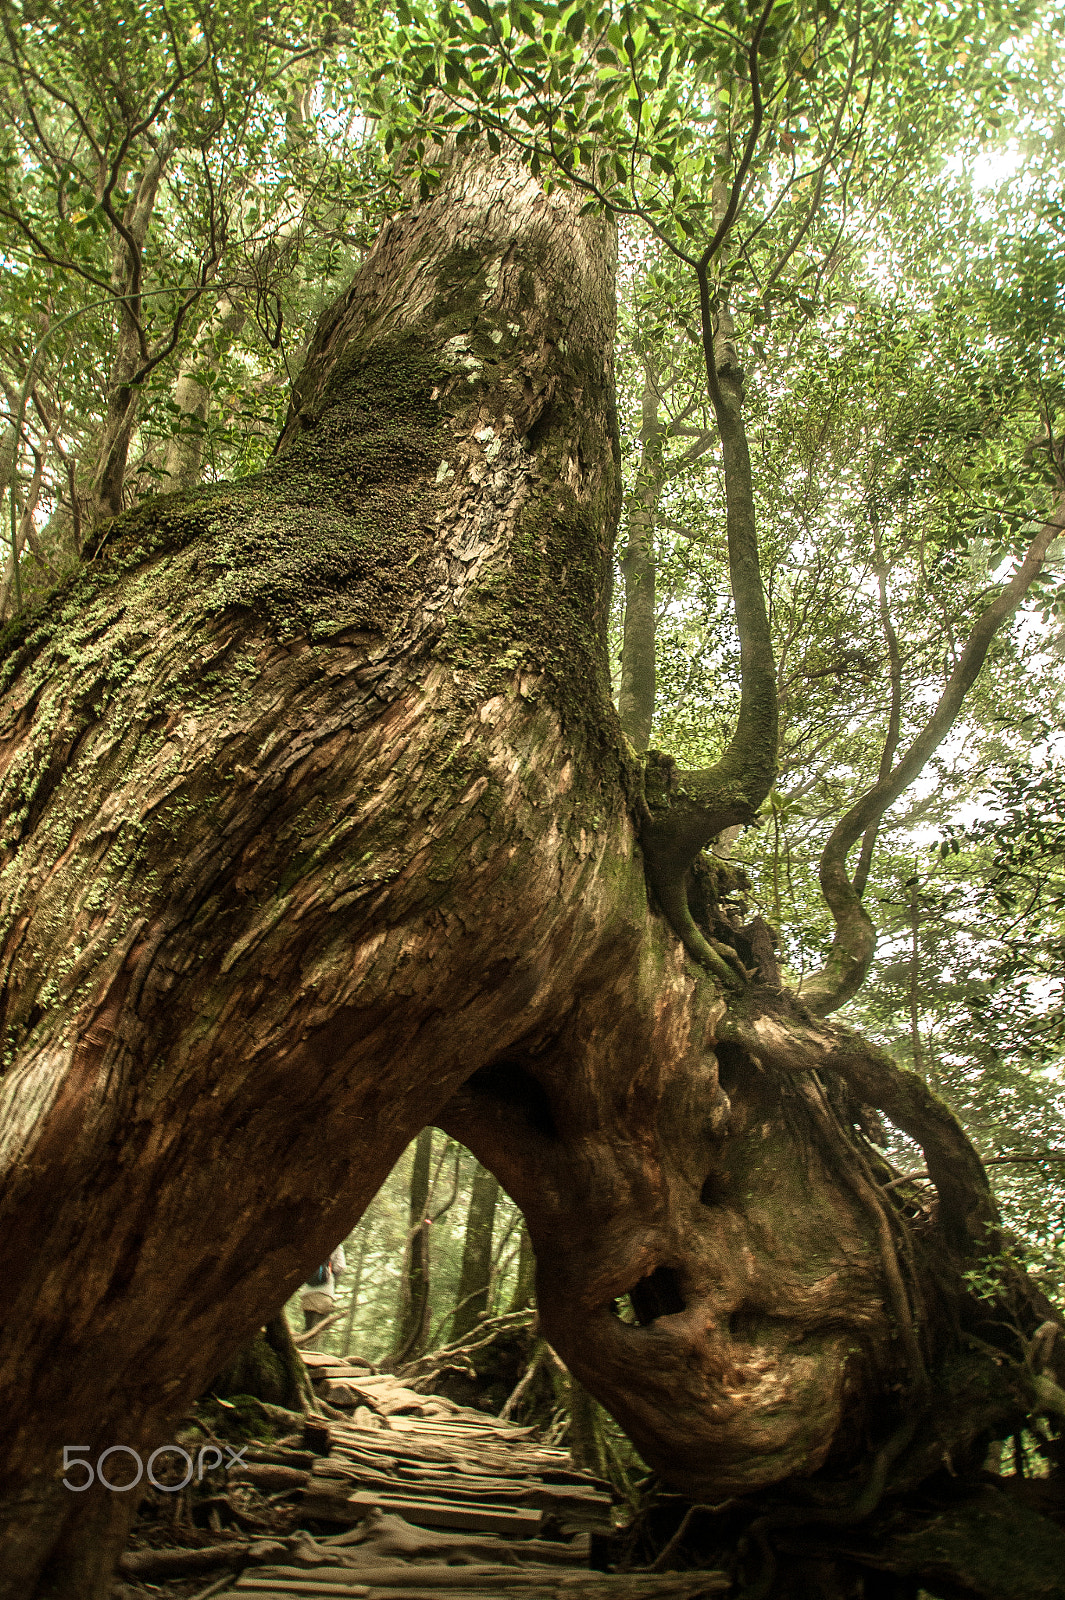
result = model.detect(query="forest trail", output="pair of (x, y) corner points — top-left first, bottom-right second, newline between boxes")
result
(199, 1349), (729, 1600)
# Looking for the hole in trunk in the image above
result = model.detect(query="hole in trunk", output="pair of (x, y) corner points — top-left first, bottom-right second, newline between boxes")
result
(622, 1265), (686, 1326)
(729, 1302), (771, 1344)
(463, 1060), (557, 1137)
(699, 1173), (728, 1207)
(524, 401), (556, 451)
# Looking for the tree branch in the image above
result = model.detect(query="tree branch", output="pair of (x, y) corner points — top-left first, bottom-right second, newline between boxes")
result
(803, 495), (1065, 1015)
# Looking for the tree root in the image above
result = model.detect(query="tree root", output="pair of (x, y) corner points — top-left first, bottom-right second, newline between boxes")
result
(721, 1003), (997, 1253)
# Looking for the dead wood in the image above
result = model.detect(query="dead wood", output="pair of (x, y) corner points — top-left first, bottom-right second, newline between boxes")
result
(231, 1463), (312, 1492)
(293, 1312), (344, 1347)
(117, 1538), (286, 1578)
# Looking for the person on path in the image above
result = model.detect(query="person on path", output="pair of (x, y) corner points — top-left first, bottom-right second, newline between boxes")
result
(300, 1243), (346, 1349)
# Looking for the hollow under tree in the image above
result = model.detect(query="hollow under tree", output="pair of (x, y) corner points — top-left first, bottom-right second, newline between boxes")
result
(0, 147), (1063, 1600)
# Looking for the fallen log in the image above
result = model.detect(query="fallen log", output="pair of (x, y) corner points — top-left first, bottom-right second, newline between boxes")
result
(232, 1463), (312, 1493)
(118, 1539), (286, 1578)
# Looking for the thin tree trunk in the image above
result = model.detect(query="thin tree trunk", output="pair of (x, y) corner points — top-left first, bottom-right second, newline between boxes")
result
(567, 1374), (606, 1477)
(907, 864), (927, 1084)
(159, 292), (248, 492)
(802, 489), (1065, 1014)
(341, 1229), (370, 1356)
(617, 362), (663, 752)
(451, 1160), (500, 1339)
(86, 145), (174, 524)
(508, 1222), (536, 1312)
(393, 1128), (435, 1361)
(638, 175), (779, 981)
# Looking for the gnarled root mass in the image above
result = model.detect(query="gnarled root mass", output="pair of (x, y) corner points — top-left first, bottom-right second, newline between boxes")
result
(436, 868), (1065, 1596)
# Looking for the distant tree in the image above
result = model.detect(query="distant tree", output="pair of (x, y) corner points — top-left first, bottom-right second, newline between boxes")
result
(450, 1158), (500, 1339)
(391, 1127), (434, 1361)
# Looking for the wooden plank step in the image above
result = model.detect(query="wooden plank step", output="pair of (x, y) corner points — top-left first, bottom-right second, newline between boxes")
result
(226, 1588), (536, 1599)
(364, 1465), (607, 1496)
(386, 1419), (514, 1432)
(386, 1464), (606, 1493)
(223, 1590), (515, 1599)
(328, 1434), (527, 1465)
(301, 1352), (376, 1370)
(299, 1487), (544, 1537)
(330, 1420), (567, 1449)
(228, 1569), (730, 1596)
(347, 1493), (543, 1536)
(239, 1562), (579, 1586)
(311, 1459), (610, 1510)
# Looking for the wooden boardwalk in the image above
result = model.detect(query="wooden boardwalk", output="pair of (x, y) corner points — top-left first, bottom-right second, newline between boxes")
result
(208, 1350), (729, 1600)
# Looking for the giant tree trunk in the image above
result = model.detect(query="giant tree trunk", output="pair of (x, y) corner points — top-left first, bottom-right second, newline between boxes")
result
(0, 147), (621, 1597)
(0, 148), (1061, 1600)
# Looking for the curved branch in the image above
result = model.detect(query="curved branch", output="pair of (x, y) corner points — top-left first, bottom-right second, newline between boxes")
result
(802, 497), (1065, 1016)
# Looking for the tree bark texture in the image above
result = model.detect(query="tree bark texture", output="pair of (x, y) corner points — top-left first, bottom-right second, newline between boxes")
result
(0, 149), (1061, 1600)
(509, 1221), (536, 1312)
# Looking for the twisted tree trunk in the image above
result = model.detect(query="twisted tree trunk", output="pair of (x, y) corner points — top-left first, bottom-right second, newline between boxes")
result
(0, 146), (621, 1598)
(0, 147), (1061, 1600)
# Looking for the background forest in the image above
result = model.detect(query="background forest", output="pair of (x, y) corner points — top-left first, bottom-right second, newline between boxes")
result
(2, 0), (1063, 1450)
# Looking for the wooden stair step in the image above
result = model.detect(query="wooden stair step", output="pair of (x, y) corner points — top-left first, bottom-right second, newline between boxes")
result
(299, 1486), (544, 1537)
(329, 1433), (580, 1474)
(349, 1493), (543, 1536)
(228, 1588), (531, 1599)
(226, 1590), (517, 1599)
(228, 1568), (730, 1596)
(239, 1561), (580, 1585)
(311, 1461), (610, 1515)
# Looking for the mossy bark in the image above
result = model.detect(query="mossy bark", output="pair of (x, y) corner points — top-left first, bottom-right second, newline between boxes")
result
(209, 1314), (313, 1412)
